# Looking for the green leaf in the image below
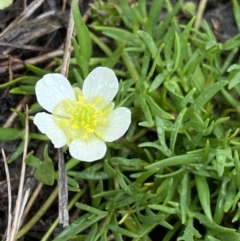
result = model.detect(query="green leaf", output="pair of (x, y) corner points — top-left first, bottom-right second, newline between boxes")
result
(139, 94), (154, 126)
(34, 149), (55, 186)
(25, 64), (49, 76)
(72, 0), (92, 78)
(0, 127), (23, 141)
(75, 203), (107, 216)
(155, 0), (183, 38)
(138, 30), (161, 66)
(146, 0), (164, 33)
(170, 107), (187, 152)
(175, 17), (195, 71)
(179, 172), (190, 224)
(67, 177), (80, 192)
(8, 140), (25, 163)
(25, 151), (41, 168)
(221, 88), (240, 108)
(145, 95), (175, 120)
(149, 73), (165, 92)
(145, 153), (201, 169)
(228, 72), (240, 89)
(213, 177), (230, 224)
(108, 225), (140, 238)
(10, 108), (26, 127)
(95, 26), (143, 47)
(194, 212), (235, 232)
(233, 0), (240, 32)
(223, 180), (237, 212)
(103, 44), (125, 68)
(52, 213), (106, 241)
(155, 116), (173, 157)
(195, 175), (212, 221)
(189, 80), (228, 112)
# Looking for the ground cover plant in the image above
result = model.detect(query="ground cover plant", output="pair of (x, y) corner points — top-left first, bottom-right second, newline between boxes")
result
(1, 0), (240, 240)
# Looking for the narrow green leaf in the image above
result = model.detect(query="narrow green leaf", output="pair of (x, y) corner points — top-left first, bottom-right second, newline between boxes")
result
(233, 0), (240, 32)
(138, 30), (161, 65)
(228, 72), (240, 89)
(173, 32), (181, 71)
(95, 26), (143, 47)
(8, 140), (25, 163)
(75, 203), (107, 216)
(103, 44), (125, 68)
(67, 177), (80, 189)
(139, 94), (154, 126)
(223, 180), (237, 212)
(0, 127), (23, 141)
(234, 150), (240, 189)
(85, 223), (98, 241)
(148, 204), (176, 214)
(179, 172), (190, 224)
(170, 107), (187, 152)
(195, 175), (212, 221)
(108, 225), (140, 238)
(194, 212), (235, 232)
(52, 213), (106, 241)
(180, 88), (196, 108)
(146, 95), (175, 120)
(146, 0), (164, 33)
(221, 88), (240, 108)
(25, 151), (41, 168)
(145, 153), (201, 169)
(213, 177), (230, 224)
(68, 171), (110, 180)
(25, 64), (49, 76)
(155, 0), (183, 38)
(116, 171), (132, 195)
(189, 80), (228, 111)
(164, 24), (176, 60)
(72, 37), (81, 70)
(176, 17), (195, 70)
(72, 0), (92, 78)
(149, 73), (165, 92)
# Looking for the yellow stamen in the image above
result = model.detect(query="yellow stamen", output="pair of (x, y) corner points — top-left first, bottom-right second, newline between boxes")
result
(52, 88), (113, 143)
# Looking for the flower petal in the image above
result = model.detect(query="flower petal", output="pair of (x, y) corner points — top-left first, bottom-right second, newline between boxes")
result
(82, 67), (118, 106)
(99, 107), (131, 142)
(36, 73), (76, 112)
(69, 135), (106, 162)
(34, 112), (67, 148)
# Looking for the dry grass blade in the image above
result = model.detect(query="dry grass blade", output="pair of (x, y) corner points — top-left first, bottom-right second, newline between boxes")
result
(194, 0), (208, 30)
(8, 106), (29, 241)
(0, 0), (46, 37)
(1, 149), (12, 241)
(0, 49), (65, 74)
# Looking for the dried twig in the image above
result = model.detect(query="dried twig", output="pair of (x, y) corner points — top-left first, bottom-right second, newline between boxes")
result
(57, 1), (75, 227)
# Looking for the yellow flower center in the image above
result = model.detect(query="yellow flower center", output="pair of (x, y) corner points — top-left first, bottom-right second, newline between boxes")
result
(52, 88), (113, 143)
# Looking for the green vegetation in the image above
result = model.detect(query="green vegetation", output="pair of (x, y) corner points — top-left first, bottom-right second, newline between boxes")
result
(2, 0), (240, 240)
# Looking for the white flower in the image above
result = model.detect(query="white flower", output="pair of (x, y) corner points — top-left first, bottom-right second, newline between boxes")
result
(34, 67), (131, 162)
